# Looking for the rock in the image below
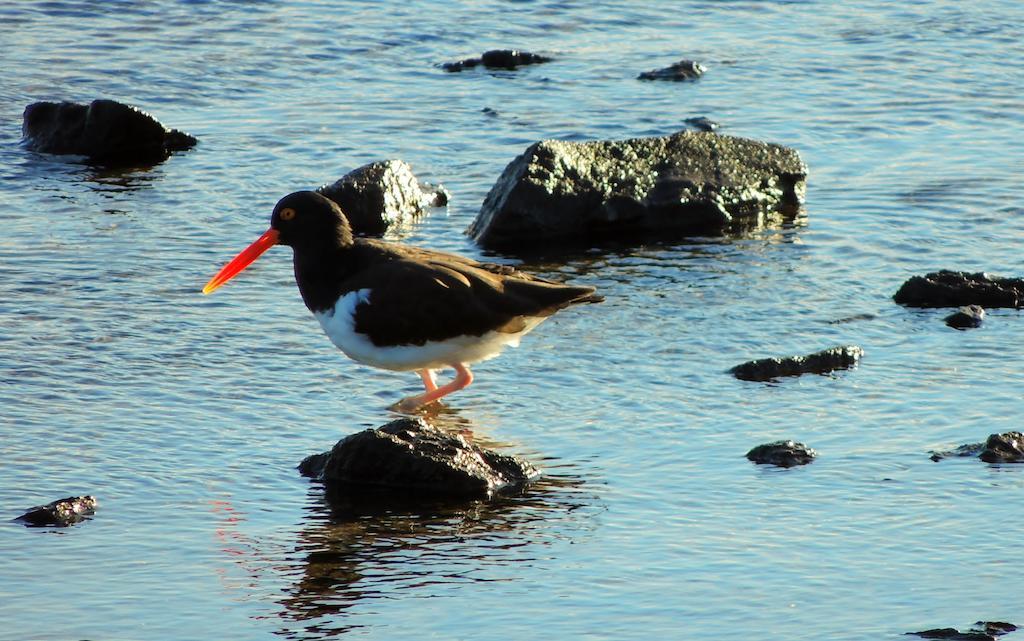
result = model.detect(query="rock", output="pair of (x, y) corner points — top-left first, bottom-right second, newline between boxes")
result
(684, 116), (719, 132)
(442, 49), (552, 72)
(298, 417), (539, 499)
(22, 99), (196, 164)
(930, 432), (1024, 463)
(16, 495), (97, 527)
(979, 431), (1024, 463)
(908, 628), (995, 641)
(731, 345), (863, 382)
(746, 441), (817, 467)
(945, 305), (985, 329)
(908, 623), (1016, 641)
(468, 130), (807, 250)
(893, 270), (1024, 308)
(638, 59), (706, 81)
(316, 160), (449, 236)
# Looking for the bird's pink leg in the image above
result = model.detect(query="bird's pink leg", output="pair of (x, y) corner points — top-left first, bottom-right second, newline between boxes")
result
(395, 363), (474, 412)
(418, 369), (438, 392)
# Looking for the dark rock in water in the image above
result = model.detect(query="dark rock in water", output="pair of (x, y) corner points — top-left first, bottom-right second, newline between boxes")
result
(299, 417), (539, 499)
(930, 432), (1024, 463)
(977, 623), (1017, 636)
(893, 270), (1024, 308)
(945, 304), (985, 329)
(731, 345), (863, 382)
(638, 59), (706, 81)
(316, 160), (449, 236)
(468, 130), (807, 250)
(746, 440), (817, 467)
(908, 623), (1016, 641)
(22, 99), (196, 164)
(442, 49), (552, 72)
(684, 116), (719, 132)
(16, 495), (97, 527)
(979, 431), (1024, 463)
(908, 628), (995, 641)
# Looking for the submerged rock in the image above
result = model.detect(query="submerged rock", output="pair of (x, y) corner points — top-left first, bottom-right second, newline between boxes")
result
(893, 270), (1024, 308)
(908, 623), (1016, 641)
(299, 417), (539, 499)
(22, 99), (196, 164)
(731, 345), (863, 382)
(468, 130), (806, 250)
(684, 116), (719, 132)
(16, 495), (97, 527)
(944, 305), (985, 329)
(442, 49), (552, 72)
(638, 59), (705, 81)
(316, 160), (448, 236)
(930, 432), (1024, 463)
(746, 441), (817, 467)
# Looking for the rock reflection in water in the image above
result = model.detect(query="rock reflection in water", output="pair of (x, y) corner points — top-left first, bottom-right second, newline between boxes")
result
(272, 415), (599, 639)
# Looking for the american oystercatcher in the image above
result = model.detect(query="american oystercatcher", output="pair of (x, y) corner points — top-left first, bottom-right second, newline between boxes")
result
(203, 191), (601, 411)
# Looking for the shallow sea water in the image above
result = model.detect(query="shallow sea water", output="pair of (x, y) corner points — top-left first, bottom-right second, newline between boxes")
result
(2, 1), (1024, 639)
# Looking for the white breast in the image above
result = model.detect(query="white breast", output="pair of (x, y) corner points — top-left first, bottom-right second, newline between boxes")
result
(312, 289), (545, 372)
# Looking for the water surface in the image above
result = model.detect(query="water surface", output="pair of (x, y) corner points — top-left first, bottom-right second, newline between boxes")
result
(2, 1), (1024, 639)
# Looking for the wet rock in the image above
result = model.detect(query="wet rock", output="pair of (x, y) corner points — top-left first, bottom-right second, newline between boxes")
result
(979, 431), (1024, 463)
(908, 628), (995, 641)
(684, 116), (719, 132)
(298, 417), (539, 499)
(908, 623), (1016, 641)
(731, 345), (863, 382)
(945, 305), (985, 329)
(22, 99), (196, 164)
(316, 160), (449, 236)
(930, 432), (1024, 463)
(468, 130), (807, 250)
(746, 440), (817, 467)
(442, 49), (552, 72)
(893, 270), (1024, 308)
(638, 59), (705, 81)
(16, 495), (97, 527)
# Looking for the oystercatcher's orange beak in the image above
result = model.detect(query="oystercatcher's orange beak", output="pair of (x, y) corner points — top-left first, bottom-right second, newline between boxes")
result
(202, 228), (279, 294)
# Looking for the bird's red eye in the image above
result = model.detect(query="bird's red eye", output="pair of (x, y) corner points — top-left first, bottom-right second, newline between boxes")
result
(280, 208), (296, 221)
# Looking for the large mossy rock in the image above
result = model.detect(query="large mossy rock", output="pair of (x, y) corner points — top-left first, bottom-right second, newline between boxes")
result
(468, 130), (807, 249)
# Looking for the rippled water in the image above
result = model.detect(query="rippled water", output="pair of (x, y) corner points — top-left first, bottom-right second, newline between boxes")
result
(3, 1), (1024, 639)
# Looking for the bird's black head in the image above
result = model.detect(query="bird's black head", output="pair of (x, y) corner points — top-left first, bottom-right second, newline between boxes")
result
(270, 191), (354, 251)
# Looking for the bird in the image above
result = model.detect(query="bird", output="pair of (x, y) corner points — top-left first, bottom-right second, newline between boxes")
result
(203, 190), (602, 411)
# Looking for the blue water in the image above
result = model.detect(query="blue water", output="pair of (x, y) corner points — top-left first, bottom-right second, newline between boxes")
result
(2, 1), (1024, 639)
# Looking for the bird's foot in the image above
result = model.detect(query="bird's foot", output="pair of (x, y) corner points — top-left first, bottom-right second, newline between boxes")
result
(389, 394), (434, 414)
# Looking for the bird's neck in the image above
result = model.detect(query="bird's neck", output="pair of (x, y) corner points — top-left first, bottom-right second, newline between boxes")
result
(292, 243), (357, 313)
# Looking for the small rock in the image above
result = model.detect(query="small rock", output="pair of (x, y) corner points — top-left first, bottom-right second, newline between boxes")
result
(22, 99), (196, 164)
(299, 417), (539, 499)
(638, 59), (706, 81)
(746, 440), (817, 467)
(684, 116), (719, 132)
(468, 130), (807, 250)
(944, 305), (985, 329)
(442, 49), (552, 72)
(977, 623), (1017, 636)
(908, 628), (995, 641)
(731, 345), (864, 382)
(931, 432), (1024, 463)
(316, 160), (448, 236)
(894, 270), (1024, 308)
(979, 431), (1024, 463)
(16, 495), (97, 527)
